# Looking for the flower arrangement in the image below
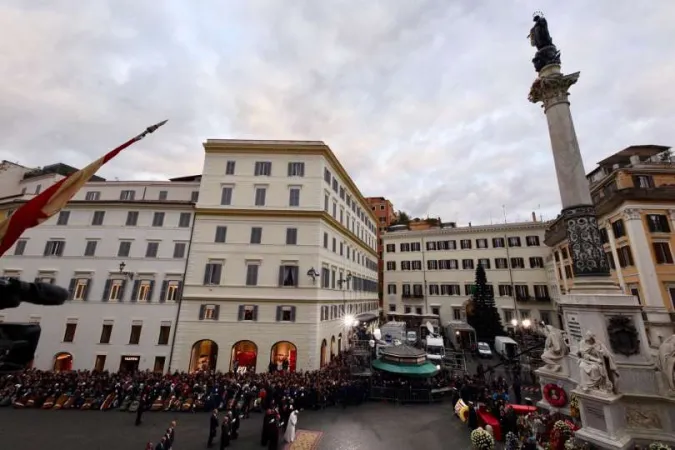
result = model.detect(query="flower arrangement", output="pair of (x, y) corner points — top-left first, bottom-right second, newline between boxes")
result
(471, 427), (496, 450)
(569, 394), (580, 419)
(543, 383), (568, 407)
(649, 443), (672, 450)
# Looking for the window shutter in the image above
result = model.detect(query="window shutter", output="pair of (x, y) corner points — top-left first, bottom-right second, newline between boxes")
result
(287, 162), (292, 176)
(131, 280), (141, 302)
(43, 242), (50, 256)
(160, 281), (169, 303)
(147, 280), (155, 302)
(278, 266), (285, 286)
(214, 305), (220, 320)
(290, 306), (296, 322)
(276, 306), (282, 322)
(119, 280), (127, 301)
(647, 217), (656, 232)
(253, 305), (259, 321)
(83, 280), (91, 301)
(203, 264), (212, 285)
(177, 281), (184, 300)
(102, 280), (112, 302)
(292, 267), (299, 287)
(213, 264), (222, 285)
(67, 278), (77, 300)
(199, 305), (206, 320)
(238, 305), (244, 321)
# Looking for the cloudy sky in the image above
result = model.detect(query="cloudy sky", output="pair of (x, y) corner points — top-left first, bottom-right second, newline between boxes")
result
(1, 1), (673, 225)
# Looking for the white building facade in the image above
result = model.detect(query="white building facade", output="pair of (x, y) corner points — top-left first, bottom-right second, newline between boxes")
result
(0, 161), (199, 372)
(382, 221), (560, 329)
(170, 140), (379, 374)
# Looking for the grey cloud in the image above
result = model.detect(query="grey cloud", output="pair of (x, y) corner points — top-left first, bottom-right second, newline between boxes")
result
(1, 1), (674, 225)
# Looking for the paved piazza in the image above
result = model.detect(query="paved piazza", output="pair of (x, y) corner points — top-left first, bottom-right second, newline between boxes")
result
(0, 401), (471, 450)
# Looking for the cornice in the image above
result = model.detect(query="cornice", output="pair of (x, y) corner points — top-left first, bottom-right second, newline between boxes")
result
(381, 221), (552, 241)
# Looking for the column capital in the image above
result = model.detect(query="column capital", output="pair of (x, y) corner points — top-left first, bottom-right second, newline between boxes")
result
(622, 208), (642, 221)
(528, 71), (580, 110)
(597, 219), (608, 228)
(668, 209), (675, 221)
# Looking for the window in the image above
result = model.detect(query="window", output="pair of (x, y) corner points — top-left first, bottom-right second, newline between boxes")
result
(507, 237), (521, 247)
(605, 251), (616, 270)
(332, 202), (337, 218)
(95, 355), (107, 371)
(84, 240), (97, 257)
(92, 211), (105, 226)
(431, 306), (440, 316)
(332, 179), (338, 192)
(404, 306), (411, 314)
(85, 191), (100, 201)
(453, 308), (462, 320)
(462, 259), (474, 270)
(99, 324), (113, 344)
(339, 186), (345, 199)
(492, 237), (505, 248)
(647, 214), (671, 233)
(498, 285), (513, 296)
(564, 265), (573, 278)
(386, 261), (396, 270)
(105, 280), (126, 301)
(250, 227), (262, 244)
(254, 187), (266, 206)
(339, 242), (344, 255)
(178, 212), (191, 227)
(389, 304), (396, 312)
(653, 242), (674, 264)
(504, 310), (514, 323)
(57, 211), (70, 225)
(332, 237), (336, 252)
(162, 281), (181, 301)
(460, 239), (472, 249)
(173, 242), (186, 258)
(215, 226), (228, 243)
(534, 285), (550, 300)
(126, 211), (139, 226)
(289, 188), (300, 207)
(288, 162), (305, 177)
(387, 284), (397, 294)
(158, 190), (168, 200)
(220, 187), (233, 205)
(600, 228), (609, 244)
(191, 191), (199, 202)
(129, 325), (142, 344)
(386, 244), (395, 252)
(323, 232), (328, 248)
(617, 245), (634, 267)
(120, 190), (135, 200)
(157, 325), (171, 345)
(413, 284), (424, 297)
(276, 305), (296, 322)
(510, 257), (525, 269)
(428, 260), (438, 270)
(611, 220), (626, 238)
(324, 168), (331, 183)
(540, 311), (551, 325)
(134, 280), (154, 302)
(43, 240), (65, 257)
(118, 241), (131, 257)
(238, 305), (258, 321)
(515, 285), (529, 301)
(526, 236), (540, 246)
(286, 228), (298, 245)
(225, 160), (236, 175)
(529, 257), (544, 268)
(278, 265), (299, 286)
(153, 357), (166, 373)
(246, 264), (259, 286)
(478, 258), (490, 269)
(254, 161), (272, 176)
(632, 174), (654, 188)
(200, 304), (220, 320)
(63, 323), (77, 342)
(476, 239), (488, 249)
(146, 242), (159, 258)
(321, 268), (330, 288)
(14, 240), (26, 256)
(152, 212), (165, 227)
(203, 263), (222, 285)
(324, 194), (329, 212)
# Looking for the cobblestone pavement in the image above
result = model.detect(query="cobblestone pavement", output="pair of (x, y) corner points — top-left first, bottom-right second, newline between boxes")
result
(0, 401), (472, 450)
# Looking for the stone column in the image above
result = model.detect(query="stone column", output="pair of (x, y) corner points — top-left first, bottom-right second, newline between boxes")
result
(529, 64), (610, 280)
(600, 219), (627, 292)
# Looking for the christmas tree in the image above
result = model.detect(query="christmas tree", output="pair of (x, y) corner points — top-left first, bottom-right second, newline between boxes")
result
(467, 263), (504, 343)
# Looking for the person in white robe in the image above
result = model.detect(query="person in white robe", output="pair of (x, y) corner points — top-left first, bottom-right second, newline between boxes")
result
(284, 410), (298, 443)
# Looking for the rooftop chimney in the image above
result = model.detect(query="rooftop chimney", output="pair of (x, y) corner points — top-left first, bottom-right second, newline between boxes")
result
(629, 155), (641, 166)
(532, 211), (537, 222)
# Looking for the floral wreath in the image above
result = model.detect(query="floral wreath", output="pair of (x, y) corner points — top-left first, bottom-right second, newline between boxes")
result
(543, 383), (568, 407)
(470, 427), (495, 450)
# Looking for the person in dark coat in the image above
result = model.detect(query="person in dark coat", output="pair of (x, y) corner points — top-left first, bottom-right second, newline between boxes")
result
(467, 403), (479, 430)
(261, 409), (272, 446)
(208, 409), (219, 448)
(267, 413), (282, 450)
(219, 417), (230, 450)
(512, 377), (522, 405)
(135, 395), (146, 426)
(155, 436), (167, 450)
(229, 411), (240, 440)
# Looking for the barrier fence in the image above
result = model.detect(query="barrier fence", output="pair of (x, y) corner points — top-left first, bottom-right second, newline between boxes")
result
(369, 386), (450, 403)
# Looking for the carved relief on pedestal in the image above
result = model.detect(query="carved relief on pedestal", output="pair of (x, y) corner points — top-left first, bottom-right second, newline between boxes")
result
(657, 335), (675, 394)
(622, 208), (642, 221)
(607, 316), (640, 357)
(562, 205), (610, 277)
(528, 71), (580, 109)
(625, 405), (662, 429)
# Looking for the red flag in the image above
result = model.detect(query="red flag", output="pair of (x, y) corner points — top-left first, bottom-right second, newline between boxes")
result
(0, 120), (168, 257)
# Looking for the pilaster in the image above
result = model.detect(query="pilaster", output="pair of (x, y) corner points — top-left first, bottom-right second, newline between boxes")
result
(600, 219), (627, 291)
(622, 208), (662, 308)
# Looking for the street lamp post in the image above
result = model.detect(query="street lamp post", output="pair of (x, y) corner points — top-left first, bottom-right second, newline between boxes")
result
(118, 262), (134, 280)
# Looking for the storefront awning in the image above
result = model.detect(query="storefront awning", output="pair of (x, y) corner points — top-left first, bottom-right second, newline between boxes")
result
(372, 359), (440, 377)
(356, 312), (378, 322)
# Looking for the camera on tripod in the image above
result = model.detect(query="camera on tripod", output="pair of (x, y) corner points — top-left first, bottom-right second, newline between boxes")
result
(0, 278), (69, 373)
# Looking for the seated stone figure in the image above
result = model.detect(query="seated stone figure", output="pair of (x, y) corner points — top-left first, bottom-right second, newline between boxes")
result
(577, 331), (619, 394)
(541, 325), (569, 372)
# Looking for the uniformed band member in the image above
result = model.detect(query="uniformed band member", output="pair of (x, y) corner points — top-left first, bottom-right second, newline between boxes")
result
(219, 416), (230, 449)
(208, 409), (219, 448)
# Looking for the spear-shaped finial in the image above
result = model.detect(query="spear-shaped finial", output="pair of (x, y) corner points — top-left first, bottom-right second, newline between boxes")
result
(146, 119), (168, 134)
